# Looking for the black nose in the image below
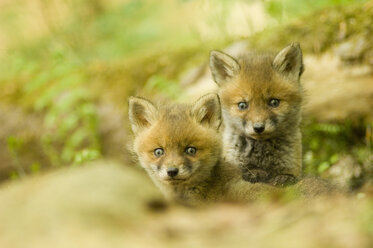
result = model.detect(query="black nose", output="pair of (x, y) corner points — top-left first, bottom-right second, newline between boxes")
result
(167, 168), (179, 177)
(253, 123), (265, 134)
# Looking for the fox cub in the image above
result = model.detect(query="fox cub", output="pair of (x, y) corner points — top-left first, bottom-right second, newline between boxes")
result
(209, 43), (304, 186)
(128, 94), (278, 206)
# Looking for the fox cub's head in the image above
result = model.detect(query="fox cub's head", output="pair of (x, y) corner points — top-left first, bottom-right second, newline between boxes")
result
(128, 94), (221, 186)
(210, 43), (304, 140)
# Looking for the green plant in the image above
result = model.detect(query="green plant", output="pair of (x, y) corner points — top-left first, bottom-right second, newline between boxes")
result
(302, 121), (369, 175)
(264, 0), (369, 23)
(3, 44), (102, 169)
(143, 75), (181, 100)
(7, 136), (26, 178)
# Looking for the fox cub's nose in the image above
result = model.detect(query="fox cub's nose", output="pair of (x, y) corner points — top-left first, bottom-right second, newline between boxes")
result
(167, 167), (179, 177)
(253, 123), (265, 134)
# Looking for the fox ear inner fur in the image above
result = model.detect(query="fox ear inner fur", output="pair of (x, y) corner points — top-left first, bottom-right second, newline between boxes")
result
(272, 43), (304, 82)
(191, 93), (222, 130)
(128, 96), (158, 134)
(209, 50), (240, 86)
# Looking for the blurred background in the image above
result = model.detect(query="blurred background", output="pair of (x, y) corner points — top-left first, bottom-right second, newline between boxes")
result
(0, 0), (372, 187)
(0, 0), (373, 247)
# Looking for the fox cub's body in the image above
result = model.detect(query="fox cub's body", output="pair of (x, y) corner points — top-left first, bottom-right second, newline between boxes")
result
(129, 94), (277, 206)
(209, 43), (304, 186)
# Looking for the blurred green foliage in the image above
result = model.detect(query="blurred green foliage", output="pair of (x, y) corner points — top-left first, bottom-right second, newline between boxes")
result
(265, 0), (369, 23)
(2, 44), (101, 172)
(7, 136), (26, 178)
(143, 75), (182, 100)
(252, 0), (373, 54)
(303, 120), (370, 175)
(0, 0), (232, 179)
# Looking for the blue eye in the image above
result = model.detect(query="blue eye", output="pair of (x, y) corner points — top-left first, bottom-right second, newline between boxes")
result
(154, 148), (164, 157)
(268, 98), (280, 107)
(185, 146), (197, 155)
(238, 102), (248, 110)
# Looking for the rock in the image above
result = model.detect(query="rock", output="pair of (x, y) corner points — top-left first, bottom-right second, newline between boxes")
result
(322, 155), (363, 190)
(335, 36), (370, 64)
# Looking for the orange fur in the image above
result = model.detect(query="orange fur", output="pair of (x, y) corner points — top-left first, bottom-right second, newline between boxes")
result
(210, 44), (304, 186)
(128, 94), (280, 206)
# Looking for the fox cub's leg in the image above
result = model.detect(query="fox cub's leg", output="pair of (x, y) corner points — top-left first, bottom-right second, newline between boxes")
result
(268, 174), (298, 187)
(242, 167), (298, 187)
(242, 166), (269, 183)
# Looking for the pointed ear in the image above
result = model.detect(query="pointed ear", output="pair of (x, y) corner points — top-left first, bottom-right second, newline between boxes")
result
(273, 43), (304, 82)
(191, 93), (221, 130)
(209, 50), (240, 86)
(128, 96), (158, 134)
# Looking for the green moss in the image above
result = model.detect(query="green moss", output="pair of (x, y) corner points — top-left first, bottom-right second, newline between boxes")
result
(249, 2), (373, 55)
(302, 119), (371, 176)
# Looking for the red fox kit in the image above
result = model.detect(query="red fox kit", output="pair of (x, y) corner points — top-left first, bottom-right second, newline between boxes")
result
(128, 94), (279, 206)
(209, 43), (304, 186)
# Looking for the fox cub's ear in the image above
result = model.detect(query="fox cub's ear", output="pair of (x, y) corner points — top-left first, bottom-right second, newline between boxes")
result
(128, 97), (158, 134)
(209, 50), (240, 86)
(191, 93), (221, 130)
(273, 43), (304, 82)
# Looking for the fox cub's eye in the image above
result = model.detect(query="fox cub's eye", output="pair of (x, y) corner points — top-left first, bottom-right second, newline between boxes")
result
(185, 146), (197, 156)
(269, 98), (280, 108)
(237, 102), (248, 110)
(154, 148), (164, 157)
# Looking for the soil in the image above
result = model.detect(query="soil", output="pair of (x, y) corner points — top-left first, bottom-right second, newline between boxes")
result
(0, 161), (371, 248)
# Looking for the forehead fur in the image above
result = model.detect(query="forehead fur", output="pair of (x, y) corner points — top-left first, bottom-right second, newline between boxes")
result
(220, 53), (302, 103)
(135, 103), (220, 151)
(238, 53), (275, 83)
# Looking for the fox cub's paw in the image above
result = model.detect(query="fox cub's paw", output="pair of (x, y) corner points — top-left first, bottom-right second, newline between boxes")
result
(242, 168), (269, 183)
(269, 174), (298, 187)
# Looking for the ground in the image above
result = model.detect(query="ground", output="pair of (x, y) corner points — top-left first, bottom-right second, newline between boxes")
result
(0, 162), (372, 248)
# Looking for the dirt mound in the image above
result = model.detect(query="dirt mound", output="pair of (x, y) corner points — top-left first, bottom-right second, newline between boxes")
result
(0, 161), (371, 248)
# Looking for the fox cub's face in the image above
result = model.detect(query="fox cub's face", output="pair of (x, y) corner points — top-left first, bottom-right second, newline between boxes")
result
(129, 94), (221, 185)
(209, 43), (304, 140)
